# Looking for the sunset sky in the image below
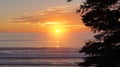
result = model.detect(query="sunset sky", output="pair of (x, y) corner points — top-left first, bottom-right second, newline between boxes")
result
(0, 0), (89, 33)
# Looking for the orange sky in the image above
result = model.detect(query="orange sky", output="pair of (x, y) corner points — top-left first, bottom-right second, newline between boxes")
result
(0, 0), (89, 33)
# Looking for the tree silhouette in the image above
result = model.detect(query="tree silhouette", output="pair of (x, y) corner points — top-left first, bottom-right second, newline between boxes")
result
(68, 0), (120, 67)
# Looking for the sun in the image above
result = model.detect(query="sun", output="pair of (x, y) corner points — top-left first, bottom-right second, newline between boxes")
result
(55, 29), (61, 33)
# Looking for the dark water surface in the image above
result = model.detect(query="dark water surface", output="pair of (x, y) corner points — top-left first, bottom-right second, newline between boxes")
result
(0, 33), (89, 67)
(0, 47), (84, 67)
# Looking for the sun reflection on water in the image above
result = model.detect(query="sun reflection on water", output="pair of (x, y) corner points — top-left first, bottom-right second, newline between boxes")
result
(56, 40), (60, 48)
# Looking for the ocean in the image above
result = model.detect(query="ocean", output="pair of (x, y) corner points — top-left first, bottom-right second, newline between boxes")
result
(0, 47), (85, 67)
(0, 32), (91, 67)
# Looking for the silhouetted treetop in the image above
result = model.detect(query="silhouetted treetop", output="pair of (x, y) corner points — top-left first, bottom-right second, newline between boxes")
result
(80, 0), (120, 32)
(68, 0), (120, 32)
(68, 0), (120, 67)
(82, 9), (120, 32)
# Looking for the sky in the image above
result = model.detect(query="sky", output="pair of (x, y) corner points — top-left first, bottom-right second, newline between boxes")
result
(0, 0), (94, 48)
(0, 0), (89, 33)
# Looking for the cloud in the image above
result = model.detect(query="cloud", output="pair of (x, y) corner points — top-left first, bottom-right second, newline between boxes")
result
(13, 5), (87, 31)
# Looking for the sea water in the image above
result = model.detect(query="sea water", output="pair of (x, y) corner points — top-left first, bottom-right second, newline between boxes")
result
(0, 32), (91, 67)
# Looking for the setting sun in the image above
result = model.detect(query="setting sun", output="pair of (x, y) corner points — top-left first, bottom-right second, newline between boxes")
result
(0, 0), (97, 67)
(56, 29), (61, 33)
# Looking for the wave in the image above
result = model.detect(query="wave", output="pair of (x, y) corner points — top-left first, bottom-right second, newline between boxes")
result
(0, 47), (83, 67)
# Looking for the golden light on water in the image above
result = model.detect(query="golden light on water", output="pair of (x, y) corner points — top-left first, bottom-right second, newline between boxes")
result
(54, 29), (61, 48)
(56, 40), (60, 48)
(46, 21), (68, 48)
(56, 45), (60, 48)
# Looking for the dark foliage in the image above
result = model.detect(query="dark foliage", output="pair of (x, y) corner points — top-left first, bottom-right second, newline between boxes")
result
(68, 0), (120, 67)
(67, 0), (72, 2)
